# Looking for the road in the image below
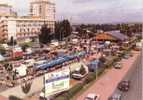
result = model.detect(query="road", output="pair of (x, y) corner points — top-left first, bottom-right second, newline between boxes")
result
(76, 51), (141, 100)
(121, 52), (142, 100)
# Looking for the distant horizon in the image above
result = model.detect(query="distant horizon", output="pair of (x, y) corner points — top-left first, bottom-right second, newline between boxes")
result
(0, 0), (142, 24)
(63, 20), (143, 25)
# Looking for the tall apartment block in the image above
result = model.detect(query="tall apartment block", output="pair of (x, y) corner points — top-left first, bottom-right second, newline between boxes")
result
(30, 0), (56, 20)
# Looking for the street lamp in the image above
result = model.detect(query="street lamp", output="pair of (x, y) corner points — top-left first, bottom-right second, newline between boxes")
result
(95, 59), (99, 79)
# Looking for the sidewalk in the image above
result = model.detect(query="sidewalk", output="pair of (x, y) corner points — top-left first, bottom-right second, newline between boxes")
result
(76, 51), (140, 100)
(0, 95), (8, 100)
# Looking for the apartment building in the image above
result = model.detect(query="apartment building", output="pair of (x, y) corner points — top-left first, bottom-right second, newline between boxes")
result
(30, 0), (56, 20)
(0, 17), (55, 41)
(0, 0), (55, 42)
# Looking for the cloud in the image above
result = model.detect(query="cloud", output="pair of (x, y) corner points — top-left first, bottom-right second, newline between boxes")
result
(57, 6), (143, 24)
(72, 0), (95, 4)
(0, 0), (142, 23)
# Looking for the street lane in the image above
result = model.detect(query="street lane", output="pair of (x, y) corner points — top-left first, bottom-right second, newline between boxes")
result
(122, 52), (142, 100)
(76, 51), (140, 100)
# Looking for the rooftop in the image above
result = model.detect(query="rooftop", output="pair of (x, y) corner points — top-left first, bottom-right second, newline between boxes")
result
(106, 30), (128, 41)
(0, 4), (12, 7)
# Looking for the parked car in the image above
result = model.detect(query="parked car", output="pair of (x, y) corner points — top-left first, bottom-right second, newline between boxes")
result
(123, 54), (130, 59)
(71, 71), (87, 80)
(72, 73), (84, 80)
(118, 80), (130, 92)
(108, 93), (122, 100)
(85, 93), (100, 100)
(129, 53), (133, 57)
(114, 62), (122, 69)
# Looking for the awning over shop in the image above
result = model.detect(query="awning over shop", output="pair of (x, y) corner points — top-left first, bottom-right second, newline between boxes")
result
(35, 51), (87, 70)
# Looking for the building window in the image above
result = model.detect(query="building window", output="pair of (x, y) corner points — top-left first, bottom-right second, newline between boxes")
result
(28, 24), (31, 26)
(39, 5), (42, 15)
(23, 29), (26, 32)
(27, 28), (30, 32)
(20, 28), (22, 32)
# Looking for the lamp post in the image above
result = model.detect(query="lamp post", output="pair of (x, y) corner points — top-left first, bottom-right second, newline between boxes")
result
(95, 59), (99, 79)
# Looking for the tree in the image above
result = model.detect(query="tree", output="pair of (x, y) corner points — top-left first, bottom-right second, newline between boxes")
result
(21, 81), (32, 95)
(55, 19), (72, 40)
(4, 63), (13, 72)
(55, 21), (62, 40)
(21, 44), (29, 52)
(79, 65), (86, 75)
(39, 24), (51, 44)
(8, 36), (17, 46)
(120, 24), (131, 37)
(0, 45), (6, 55)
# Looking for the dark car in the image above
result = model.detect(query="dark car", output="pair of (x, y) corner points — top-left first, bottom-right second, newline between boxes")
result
(108, 93), (122, 100)
(118, 80), (130, 92)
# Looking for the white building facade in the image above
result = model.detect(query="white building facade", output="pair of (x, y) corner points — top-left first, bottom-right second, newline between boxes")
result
(0, 0), (55, 42)
(30, 0), (55, 20)
(0, 17), (55, 41)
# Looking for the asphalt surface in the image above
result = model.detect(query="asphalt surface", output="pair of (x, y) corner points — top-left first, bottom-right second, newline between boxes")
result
(121, 52), (142, 100)
(112, 51), (142, 100)
(76, 51), (141, 100)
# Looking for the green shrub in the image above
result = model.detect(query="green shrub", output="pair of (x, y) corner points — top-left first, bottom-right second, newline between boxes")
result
(105, 60), (114, 68)
(55, 96), (68, 100)
(79, 65), (86, 75)
(9, 95), (22, 100)
(0, 46), (6, 55)
(14, 57), (23, 61)
(97, 68), (105, 76)
(21, 82), (32, 94)
(84, 74), (95, 84)
(55, 83), (83, 100)
(68, 83), (83, 97)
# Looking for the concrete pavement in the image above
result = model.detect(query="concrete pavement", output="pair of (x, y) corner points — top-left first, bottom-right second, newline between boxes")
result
(0, 95), (8, 100)
(0, 75), (44, 99)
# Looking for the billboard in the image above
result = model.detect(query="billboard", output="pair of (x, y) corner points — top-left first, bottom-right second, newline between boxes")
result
(44, 67), (70, 97)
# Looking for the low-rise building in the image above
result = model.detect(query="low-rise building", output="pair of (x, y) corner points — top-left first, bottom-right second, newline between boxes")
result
(0, 4), (17, 17)
(0, 4), (17, 42)
(0, 17), (55, 41)
(95, 30), (128, 42)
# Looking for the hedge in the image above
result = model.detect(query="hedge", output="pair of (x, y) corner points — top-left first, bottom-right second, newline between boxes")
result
(55, 83), (83, 100)
(9, 95), (22, 100)
(68, 83), (83, 97)
(83, 73), (95, 85)
(97, 68), (105, 76)
(54, 96), (68, 100)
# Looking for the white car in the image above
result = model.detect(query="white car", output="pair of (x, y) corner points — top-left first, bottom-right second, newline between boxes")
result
(114, 62), (122, 69)
(85, 93), (100, 100)
(71, 73), (85, 80)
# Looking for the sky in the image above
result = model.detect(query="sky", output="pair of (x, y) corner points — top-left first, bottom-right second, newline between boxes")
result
(0, 0), (143, 24)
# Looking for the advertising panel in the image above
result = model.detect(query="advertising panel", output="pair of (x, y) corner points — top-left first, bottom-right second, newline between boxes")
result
(44, 67), (70, 97)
